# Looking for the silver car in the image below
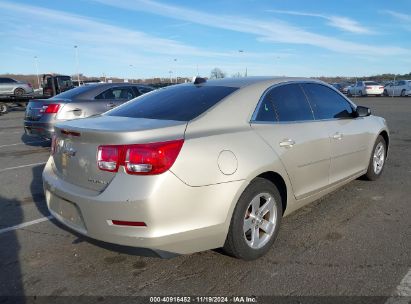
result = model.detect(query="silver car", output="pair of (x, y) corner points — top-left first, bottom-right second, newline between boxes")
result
(24, 83), (154, 139)
(43, 77), (389, 260)
(0, 77), (34, 96)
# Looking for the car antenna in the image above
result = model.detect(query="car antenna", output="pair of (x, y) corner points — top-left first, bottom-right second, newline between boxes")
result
(192, 76), (206, 85)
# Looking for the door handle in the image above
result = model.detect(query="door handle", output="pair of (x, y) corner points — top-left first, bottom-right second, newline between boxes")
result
(72, 108), (82, 116)
(106, 102), (116, 108)
(332, 132), (343, 140)
(279, 139), (295, 148)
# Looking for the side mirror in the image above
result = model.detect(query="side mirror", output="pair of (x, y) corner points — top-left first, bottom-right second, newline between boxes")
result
(356, 106), (371, 117)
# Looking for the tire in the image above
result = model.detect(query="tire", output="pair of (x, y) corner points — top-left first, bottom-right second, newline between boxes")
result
(223, 177), (283, 260)
(401, 90), (406, 97)
(0, 103), (8, 114)
(14, 88), (25, 96)
(347, 90), (352, 97)
(383, 90), (388, 97)
(359, 90), (364, 97)
(364, 135), (387, 181)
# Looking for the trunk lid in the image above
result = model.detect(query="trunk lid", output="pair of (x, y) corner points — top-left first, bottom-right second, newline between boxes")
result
(52, 115), (187, 192)
(25, 98), (70, 121)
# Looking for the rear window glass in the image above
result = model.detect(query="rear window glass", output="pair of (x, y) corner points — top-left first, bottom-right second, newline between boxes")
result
(106, 85), (238, 121)
(364, 82), (380, 86)
(53, 85), (95, 99)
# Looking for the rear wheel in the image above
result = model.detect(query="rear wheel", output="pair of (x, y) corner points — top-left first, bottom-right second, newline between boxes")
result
(223, 178), (282, 260)
(347, 90), (352, 97)
(401, 89), (406, 97)
(14, 88), (24, 96)
(383, 90), (388, 96)
(364, 135), (386, 181)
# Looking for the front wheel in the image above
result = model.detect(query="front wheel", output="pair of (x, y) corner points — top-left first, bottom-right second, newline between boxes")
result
(364, 135), (387, 181)
(223, 178), (282, 260)
(14, 88), (25, 96)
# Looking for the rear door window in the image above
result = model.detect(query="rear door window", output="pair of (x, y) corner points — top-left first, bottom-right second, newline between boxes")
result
(95, 87), (135, 100)
(254, 83), (314, 122)
(107, 85), (238, 121)
(301, 83), (354, 120)
(0, 78), (16, 83)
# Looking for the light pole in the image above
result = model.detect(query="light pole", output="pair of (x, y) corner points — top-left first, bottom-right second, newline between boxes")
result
(168, 70), (173, 83)
(34, 56), (40, 89)
(74, 45), (80, 85)
(238, 50), (247, 77)
(129, 64), (135, 83)
(173, 58), (177, 83)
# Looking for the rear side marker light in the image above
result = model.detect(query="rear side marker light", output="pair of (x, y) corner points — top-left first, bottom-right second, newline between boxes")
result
(97, 139), (184, 175)
(111, 220), (146, 227)
(61, 129), (81, 137)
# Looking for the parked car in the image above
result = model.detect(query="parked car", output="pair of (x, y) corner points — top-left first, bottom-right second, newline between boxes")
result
(43, 77), (389, 260)
(330, 83), (344, 93)
(24, 83), (154, 139)
(347, 81), (384, 97)
(383, 80), (411, 97)
(0, 77), (34, 96)
(331, 82), (351, 95)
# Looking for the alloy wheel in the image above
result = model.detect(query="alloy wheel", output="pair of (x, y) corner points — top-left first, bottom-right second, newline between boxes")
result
(243, 192), (277, 249)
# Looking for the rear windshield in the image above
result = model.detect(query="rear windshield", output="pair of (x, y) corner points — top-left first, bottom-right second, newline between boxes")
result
(106, 85), (239, 121)
(53, 85), (96, 99)
(364, 82), (380, 85)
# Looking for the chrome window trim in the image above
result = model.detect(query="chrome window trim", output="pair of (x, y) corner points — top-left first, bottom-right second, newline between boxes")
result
(250, 80), (358, 124)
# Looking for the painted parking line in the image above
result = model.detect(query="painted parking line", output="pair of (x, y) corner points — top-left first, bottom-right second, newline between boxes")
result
(385, 268), (411, 303)
(0, 161), (47, 173)
(0, 140), (48, 148)
(0, 216), (53, 235)
(0, 131), (23, 134)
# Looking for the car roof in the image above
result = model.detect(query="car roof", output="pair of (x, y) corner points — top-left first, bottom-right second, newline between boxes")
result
(190, 76), (318, 88)
(82, 82), (151, 88)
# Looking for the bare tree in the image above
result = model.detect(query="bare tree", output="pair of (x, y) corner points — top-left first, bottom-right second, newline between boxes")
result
(210, 68), (226, 79)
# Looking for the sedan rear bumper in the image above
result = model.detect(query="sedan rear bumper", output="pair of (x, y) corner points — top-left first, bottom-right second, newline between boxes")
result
(42, 158), (244, 254)
(24, 121), (54, 139)
(364, 88), (384, 96)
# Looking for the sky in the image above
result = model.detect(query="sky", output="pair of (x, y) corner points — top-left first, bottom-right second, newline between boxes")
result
(0, 0), (411, 79)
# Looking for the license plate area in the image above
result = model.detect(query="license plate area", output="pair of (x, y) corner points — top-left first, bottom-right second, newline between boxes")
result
(49, 194), (86, 232)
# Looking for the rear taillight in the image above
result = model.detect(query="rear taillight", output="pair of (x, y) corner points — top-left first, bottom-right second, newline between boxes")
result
(40, 104), (60, 114)
(366, 86), (372, 89)
(28, 83), (33, 88)
(97, 139), (184, 175)
(379, 86), (384, 89)
(97, 146), (120, 172)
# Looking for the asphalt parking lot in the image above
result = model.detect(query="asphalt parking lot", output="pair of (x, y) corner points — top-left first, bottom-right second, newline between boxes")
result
(0, 97), (410, 300)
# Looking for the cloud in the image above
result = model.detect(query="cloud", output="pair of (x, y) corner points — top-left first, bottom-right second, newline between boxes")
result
(0, 1), (295, 77)
(93, 0), (404, 55)
(383, 10), (411, 31)
(266, 9), (374, 34)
